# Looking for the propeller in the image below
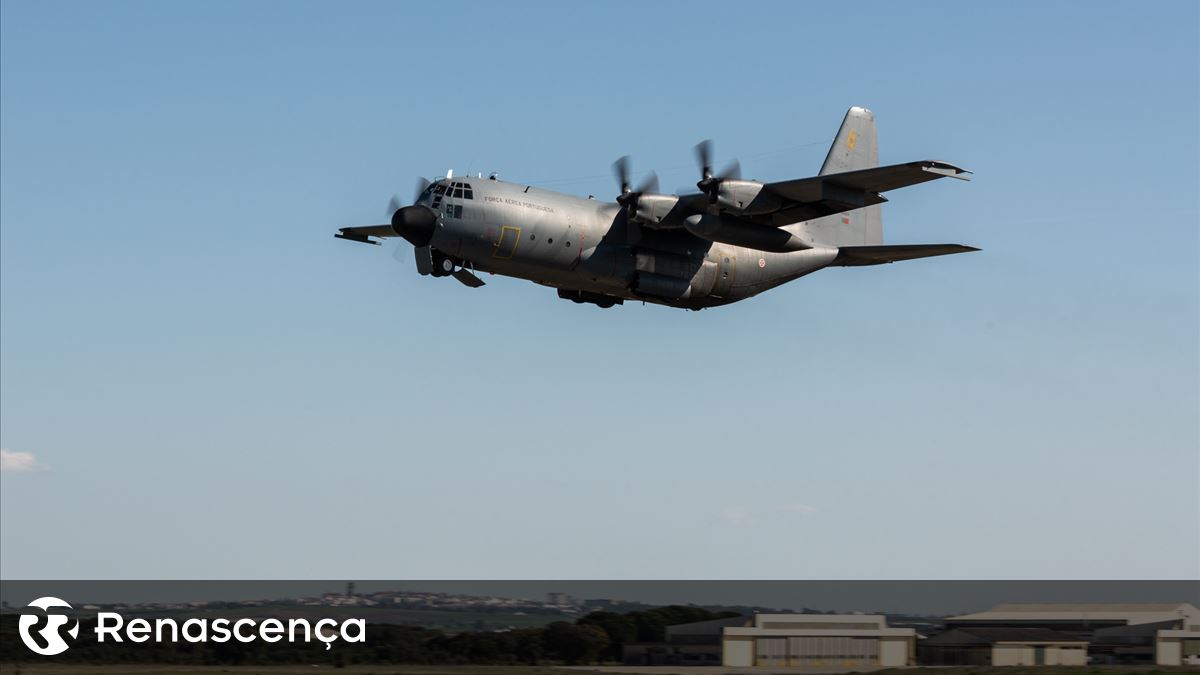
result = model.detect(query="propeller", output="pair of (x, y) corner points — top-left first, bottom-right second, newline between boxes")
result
(413, 177), (430, 204)
(612, 156), (659, 218)
(385, 176), (437, 247)
(694, 139), (741, 203)
(387, 177), (431, 220)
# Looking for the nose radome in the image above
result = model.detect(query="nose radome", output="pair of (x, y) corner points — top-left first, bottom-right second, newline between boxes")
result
(391, 205), (436, 247)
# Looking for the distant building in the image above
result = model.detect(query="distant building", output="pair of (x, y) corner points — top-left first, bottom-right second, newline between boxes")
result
(623, 616), (748, 666)
(1156, 628), (1200, 666)
(943, 602), (1200, 665)
(722, 614), (915, 668)
(919, 627), (1088, 666)
(945, 602), (1199, 639)
(1091, 620), (1177, 664)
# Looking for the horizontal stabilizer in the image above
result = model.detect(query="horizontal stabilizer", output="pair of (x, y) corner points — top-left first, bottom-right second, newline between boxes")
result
(831, 244), (979, 266)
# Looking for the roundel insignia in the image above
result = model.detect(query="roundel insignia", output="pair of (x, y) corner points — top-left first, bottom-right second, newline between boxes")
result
(758, 258), (766, 268)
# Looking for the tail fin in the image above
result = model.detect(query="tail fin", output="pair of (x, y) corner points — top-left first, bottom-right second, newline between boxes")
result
(820, 106), (879, 175)
(807, 106), (883, 245)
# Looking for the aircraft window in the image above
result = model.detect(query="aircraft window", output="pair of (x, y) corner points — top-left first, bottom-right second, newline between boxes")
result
(464, 189), (473, 199)
(547, 238), (553, 244)
(453, 187), (464, 198)
(435, 184), (447, 195)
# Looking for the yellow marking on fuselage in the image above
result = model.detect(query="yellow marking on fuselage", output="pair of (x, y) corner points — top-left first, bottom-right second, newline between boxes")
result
(493, 225), (521, 259)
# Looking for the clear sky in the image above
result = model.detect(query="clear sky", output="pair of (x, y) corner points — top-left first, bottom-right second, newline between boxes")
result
(1, 1), (1197, 580)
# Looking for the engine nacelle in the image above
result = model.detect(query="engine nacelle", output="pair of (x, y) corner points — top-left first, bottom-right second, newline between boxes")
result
(714, 180), (782, 215)
(633, 194), (680, 225)
(684, 214), (811, 252)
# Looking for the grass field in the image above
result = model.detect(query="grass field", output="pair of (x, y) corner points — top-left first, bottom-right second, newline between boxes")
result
(3, 666), (571, 675)
(3, 665), (1198, 675)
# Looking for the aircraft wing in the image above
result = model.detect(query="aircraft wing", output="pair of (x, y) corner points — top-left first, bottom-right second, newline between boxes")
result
(667, 160), (970, 226)
(768, 161), (971, 200)
(334, 225), (394, 245)
(761, 160), (971, 225)
(830, 243), (979, 266)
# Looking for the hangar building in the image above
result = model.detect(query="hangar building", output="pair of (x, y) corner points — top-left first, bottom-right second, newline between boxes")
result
(918, 627), (1087, 666)
(944, 602), (1200, 665)
(945, 602), (1199, 637)
(621, 615), (747, 666)
(722, 614), (914, 667)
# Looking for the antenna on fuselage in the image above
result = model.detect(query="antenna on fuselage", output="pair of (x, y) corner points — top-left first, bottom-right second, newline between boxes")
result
(446, 169), (453, 179)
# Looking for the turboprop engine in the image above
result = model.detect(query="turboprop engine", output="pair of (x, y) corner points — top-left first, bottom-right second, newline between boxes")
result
(633, 193), (680, 225)
(712, 179), (783, 215)
(684, 214), (811, 252)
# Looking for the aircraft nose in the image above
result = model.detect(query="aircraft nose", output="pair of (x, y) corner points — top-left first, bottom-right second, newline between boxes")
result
(391, 205), (436, 247)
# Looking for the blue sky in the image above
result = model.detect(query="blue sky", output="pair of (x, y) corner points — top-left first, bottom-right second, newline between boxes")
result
(2, 1), (1196, 580)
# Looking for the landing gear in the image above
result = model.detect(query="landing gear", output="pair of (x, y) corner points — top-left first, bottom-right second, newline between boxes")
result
(557, 288), (623, 308)
(431, 251), (456, 277)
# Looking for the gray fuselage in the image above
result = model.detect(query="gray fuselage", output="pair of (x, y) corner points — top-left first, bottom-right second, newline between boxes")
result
(421, 176), (836, 309)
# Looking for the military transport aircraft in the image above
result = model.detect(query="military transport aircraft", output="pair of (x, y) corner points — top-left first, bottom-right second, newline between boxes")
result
(336, 107), (976, 309)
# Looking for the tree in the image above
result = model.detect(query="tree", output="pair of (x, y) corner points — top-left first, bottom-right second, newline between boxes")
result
(543, 621), (610, 665)
(578, 611), (638, 661)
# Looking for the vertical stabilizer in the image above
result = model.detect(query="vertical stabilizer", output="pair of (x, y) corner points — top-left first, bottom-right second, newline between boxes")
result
(821, 106), (879, 175)
(807, 106), (883, 245)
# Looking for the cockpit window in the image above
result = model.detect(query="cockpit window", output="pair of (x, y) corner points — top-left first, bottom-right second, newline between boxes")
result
(437, 181), (474, 200)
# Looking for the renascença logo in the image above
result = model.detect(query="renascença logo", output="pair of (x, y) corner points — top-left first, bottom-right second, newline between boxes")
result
(18, 597), (80, 655)
(16, 596), (366, 655)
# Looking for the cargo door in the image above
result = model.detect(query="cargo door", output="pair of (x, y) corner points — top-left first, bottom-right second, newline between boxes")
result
(756, 638), (786, 667)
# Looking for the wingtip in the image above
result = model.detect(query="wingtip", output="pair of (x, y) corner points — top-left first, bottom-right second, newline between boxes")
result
(920, 160), (972, 180)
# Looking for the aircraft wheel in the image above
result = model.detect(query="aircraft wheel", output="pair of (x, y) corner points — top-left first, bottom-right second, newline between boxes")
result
(431, 252), (455, 277)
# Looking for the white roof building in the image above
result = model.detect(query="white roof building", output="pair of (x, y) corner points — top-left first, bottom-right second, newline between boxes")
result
(722, 614), (915, 668)
(945, 602), (1200, 666)
(947, 603), (1200, 629)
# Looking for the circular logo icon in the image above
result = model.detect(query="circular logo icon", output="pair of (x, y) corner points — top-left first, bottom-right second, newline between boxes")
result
(18, 597), (80, 656)
(758, 258), (766, 268)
